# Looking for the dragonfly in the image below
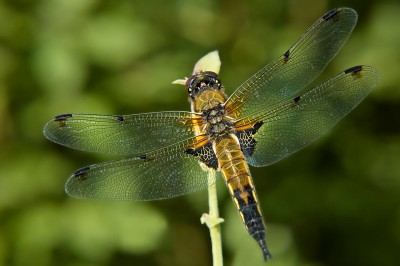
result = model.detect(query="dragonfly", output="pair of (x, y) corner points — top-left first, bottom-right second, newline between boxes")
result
(43, 7), (379, 261)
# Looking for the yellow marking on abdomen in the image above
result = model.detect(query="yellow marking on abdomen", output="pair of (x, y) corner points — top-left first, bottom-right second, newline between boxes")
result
(214, 136), (268, 259)
(214, 134), (263, 217)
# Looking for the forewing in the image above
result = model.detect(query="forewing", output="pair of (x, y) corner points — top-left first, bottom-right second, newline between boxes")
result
(243, 66), (379, 167)
(225, 8), (358, 119)
(43, 111), (201, 155)
(65, 137), (219, 200)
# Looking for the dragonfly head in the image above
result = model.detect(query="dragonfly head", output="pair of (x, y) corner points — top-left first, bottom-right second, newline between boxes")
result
(186, 71), (222, 100)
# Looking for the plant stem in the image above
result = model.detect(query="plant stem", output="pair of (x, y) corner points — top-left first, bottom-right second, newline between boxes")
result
(201, 170), (224, 266)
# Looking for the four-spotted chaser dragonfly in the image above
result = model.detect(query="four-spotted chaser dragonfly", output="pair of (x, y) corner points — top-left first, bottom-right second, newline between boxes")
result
(43, 8), (379, 261)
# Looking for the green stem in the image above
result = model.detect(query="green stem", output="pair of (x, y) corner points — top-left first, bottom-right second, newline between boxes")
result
(201, 170), (224, 266)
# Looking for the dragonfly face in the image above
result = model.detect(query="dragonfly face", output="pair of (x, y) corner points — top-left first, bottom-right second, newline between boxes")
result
(186, 71), (222, 100)
(43, 7), (379, 261)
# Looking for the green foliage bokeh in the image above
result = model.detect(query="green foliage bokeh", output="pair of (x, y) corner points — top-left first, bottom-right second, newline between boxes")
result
(1, 0), (399, 265)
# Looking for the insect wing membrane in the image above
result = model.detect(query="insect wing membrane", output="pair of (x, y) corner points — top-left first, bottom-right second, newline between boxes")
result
(245, 65), (379, 167)
(225, 8), (358, 119)
(43, 112), (201, 155)
(65, 138), (219, 200)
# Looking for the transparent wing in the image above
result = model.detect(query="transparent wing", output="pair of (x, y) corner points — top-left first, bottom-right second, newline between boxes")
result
(242, 65), (379, 167)
(225, 8), (358, 119)
(65, 137), (219, 200)
(43, 111), (202, 155)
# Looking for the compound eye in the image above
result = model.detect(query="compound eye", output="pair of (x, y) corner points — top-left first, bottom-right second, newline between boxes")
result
(203, 71), (218, 79)
(204, 72), (219, 84)
(185, 75), (196, 88)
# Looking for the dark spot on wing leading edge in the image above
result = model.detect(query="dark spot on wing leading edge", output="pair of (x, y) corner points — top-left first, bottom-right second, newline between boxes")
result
(54, 113), (73, 121)
(293, 95), (301, 104)
(115, 115), (125, 122)
(322, 8), (340, 21)
(54, 113), (72, 127)
(344, 65), (362, 74)
(344, 65), (363, 79)
(283, 50), (290, 63)
(73, 166), (91, 181)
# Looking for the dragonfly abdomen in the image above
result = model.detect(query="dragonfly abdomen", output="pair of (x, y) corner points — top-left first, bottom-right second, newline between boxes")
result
(214, 135), (272, 260)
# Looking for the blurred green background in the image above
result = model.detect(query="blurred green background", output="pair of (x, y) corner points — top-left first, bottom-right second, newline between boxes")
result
(1, 0), (399, 265)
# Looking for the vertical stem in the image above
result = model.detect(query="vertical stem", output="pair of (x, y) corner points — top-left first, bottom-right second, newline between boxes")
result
(204, 170), (224, 266)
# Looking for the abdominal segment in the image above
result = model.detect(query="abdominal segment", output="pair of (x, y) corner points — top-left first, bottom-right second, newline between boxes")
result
(214, 135), (271, 260)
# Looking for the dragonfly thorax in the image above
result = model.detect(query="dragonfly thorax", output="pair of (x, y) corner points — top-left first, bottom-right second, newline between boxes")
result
(202, 104), (234, 138)
(186, 72), (233, 137)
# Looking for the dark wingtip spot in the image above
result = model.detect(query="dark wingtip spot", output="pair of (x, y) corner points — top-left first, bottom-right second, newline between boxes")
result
(293, 95), (301, 103)
(54, 113), (72, 121)
(344, 65), (363, 74)
(322, 8), (340, 21)
(115, 115), (124, 122)
(73, 166), (91, 181)
(139, 154), (148, 161)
